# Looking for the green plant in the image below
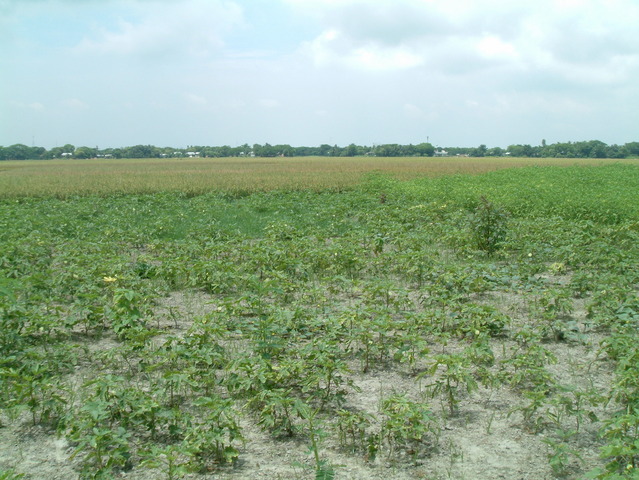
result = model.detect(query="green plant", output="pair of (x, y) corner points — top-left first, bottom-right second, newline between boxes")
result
(596, 408), (639, 477)
(185, 395), (243, 470)
(502, 331), (557, 392)
(296, 401), (336, 480)
(380, 393), (438, 458)
(250, 388), (301, 437)
(423, 353), (478, 415)
(508, 388), (550, 433)
(3, 362), (69, 427)
(70, 421), (132, 479)
(0, 469), (25, 480)
(109, 288), (148, 337)
(468, 196), (509, 253)
(532, 287), (576, 341)
(543, 431), (583, 478)
(334, 409), (373, 452)
(140, 444), (190, 480)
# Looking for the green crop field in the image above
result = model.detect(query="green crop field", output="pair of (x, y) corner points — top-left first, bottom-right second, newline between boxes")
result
(2, 161), (639, 479)
(1, 156), (635, 198)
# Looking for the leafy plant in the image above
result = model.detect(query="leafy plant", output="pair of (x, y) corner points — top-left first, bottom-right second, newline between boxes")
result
(379, 394), (438, 458)
(334, 409), (373, 452)
(140, 444), (190, 480)
(542, 430), (583, 478)
(468, 196), (509, 253)
(423, 353), (478, 415)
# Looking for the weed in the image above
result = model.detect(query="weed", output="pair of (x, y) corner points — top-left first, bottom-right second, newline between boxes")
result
(423, 353), (478, 415)
(380, 394), (438, 458)
(468, 196), (509, 254)
(0, 469), (25, 480)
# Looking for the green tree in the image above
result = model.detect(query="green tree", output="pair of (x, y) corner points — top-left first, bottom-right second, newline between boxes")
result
(74, 146), (97, 159)
(125, 145), (159, 158)
(415, 142), (435, 156)
(318, 144), (332, 156)
(3, 144), (30, 160)
(623, 142), (639, 157)
(472, 144), (488, 157)
(343, 143), (358, 157)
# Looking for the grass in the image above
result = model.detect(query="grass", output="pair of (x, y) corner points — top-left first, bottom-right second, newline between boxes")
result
(1, 156), (637, 198)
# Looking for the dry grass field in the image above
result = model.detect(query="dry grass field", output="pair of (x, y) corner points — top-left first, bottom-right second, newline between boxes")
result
(1, 156), (634, 197)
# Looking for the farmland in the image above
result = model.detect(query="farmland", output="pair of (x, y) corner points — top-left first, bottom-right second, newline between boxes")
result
(2, 159), (639, 479)
(1, 156), (635, 198)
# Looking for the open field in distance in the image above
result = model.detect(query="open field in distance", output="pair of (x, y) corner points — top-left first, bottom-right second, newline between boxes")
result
(2, 156), (638, 197)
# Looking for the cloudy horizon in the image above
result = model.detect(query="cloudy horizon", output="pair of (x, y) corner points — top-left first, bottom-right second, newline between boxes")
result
(1, 0), (638, 150)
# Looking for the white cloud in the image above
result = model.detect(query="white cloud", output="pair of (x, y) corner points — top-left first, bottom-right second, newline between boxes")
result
(304, 27), (423, 70)
(75, 0), (245, 59)
(476, 36), (518, 61)
(290, 0), (639, 86)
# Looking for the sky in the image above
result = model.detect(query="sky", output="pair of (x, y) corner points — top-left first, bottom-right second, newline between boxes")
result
(1, 0), (638, 149)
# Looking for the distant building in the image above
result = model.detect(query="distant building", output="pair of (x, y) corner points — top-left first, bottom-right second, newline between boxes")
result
(434, 149), (448, 157)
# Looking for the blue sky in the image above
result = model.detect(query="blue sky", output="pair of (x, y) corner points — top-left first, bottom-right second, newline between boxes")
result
(1, 0), (638, 149)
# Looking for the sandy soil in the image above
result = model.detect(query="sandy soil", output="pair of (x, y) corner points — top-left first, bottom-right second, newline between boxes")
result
(0, 288), (615, 480)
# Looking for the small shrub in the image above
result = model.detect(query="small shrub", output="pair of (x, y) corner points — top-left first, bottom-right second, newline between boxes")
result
(469, 196), (509, 253)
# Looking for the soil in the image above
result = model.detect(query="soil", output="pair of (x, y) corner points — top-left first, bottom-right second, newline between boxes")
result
(0, 289), (615, 480)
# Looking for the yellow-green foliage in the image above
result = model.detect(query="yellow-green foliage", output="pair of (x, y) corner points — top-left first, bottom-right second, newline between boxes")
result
(1, 156), (634, 198)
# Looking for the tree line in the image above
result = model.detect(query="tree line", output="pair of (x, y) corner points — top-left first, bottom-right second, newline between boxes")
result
(1, 140), (638, 160)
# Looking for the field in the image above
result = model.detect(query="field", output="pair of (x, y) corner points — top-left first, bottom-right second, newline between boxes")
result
(2, 158), (639, 480)
(1, 156), (635, 197)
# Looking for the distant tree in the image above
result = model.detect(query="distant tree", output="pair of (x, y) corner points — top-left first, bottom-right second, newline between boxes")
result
(253, 143), (280, 157)
(343, 143), (358, 157)
(415, 142), (435, 156)
(293, 145), (316, 156)
(552, 142), (575, 157)
(318, 144), (332, 156)
(46, 146), (64, 159)
(1, 144), (46, 160)
(376, 144), (404, 156)
(74, 146), (97, 159)
(126, 145), (159, 158)
(2, 139), (635, 161)
(623, 142), (639, 157)
(471, 144), (488, 157)
(24, 146), (46, 159)
(274, 144), (294, 156)
(403, 144), (416, 156)
(606, 144), (625, 159)
(3, 144), (30, 160)
(507, 144), (536, 157)
(110, 148), (125, 159)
